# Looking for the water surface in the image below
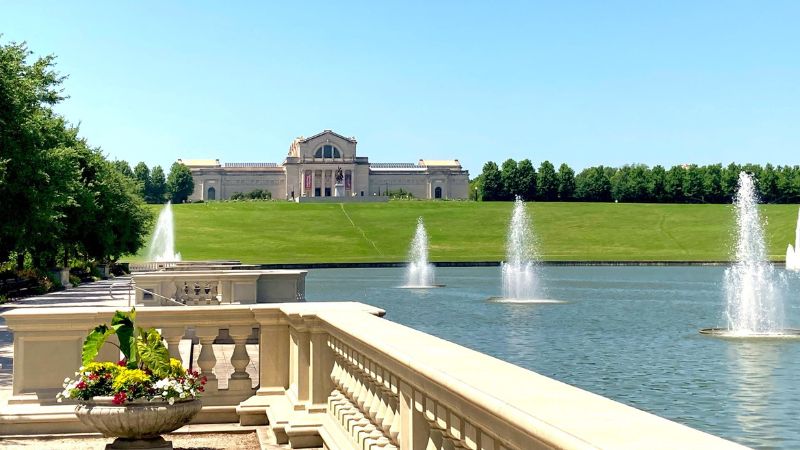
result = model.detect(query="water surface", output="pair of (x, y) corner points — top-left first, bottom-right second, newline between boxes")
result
(306, 266), (800, 450)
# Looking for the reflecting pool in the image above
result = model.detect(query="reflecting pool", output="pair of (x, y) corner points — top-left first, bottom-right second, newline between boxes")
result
(306, 266), (800, 450)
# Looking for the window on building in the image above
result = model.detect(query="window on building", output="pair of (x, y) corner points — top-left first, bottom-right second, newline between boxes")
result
(208, 186), (216, 200)
(314, 145), (341, 159)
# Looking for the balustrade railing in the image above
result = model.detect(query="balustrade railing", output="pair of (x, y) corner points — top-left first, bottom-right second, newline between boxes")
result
(132, 270), (306, 306)
(2, 303), (746, 449)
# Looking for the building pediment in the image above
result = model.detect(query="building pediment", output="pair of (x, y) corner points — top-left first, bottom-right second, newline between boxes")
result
(288, 130), (358, 160)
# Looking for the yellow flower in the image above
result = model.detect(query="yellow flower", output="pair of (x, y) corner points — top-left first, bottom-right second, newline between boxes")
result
(112, 368), (150, 391)
(169, 358), (186, 377)
(84, 362), (121, 374)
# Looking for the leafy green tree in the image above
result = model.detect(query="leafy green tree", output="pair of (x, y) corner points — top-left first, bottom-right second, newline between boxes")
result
(0, 40), (151, 270)
(479, 161), (503, 201)
(650, 165), (667, 202)
(682, 164), (704, 203)
(112, 160), (135, 179)
(0, 40), (74, 267)
(517, 159), (536, 201)
(167, 162), (195, 203)
(776, 165), (800, 203)
(557, 163), (575, 201)
(722, 163), (741, 203)
(500, 159), (519, 200)
(149, 165), (167, 204)
(133, 162), (150, 200)
(575, 166), (611, 201)
(537, 160), (558, 201)
(665, 165), (686, 203)
(758, 163), (778, 203)
(611, 164), (650, 202)
(702, 164), (724, 203)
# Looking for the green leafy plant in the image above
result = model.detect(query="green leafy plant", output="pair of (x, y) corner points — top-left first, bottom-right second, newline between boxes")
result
(61, 308), (205, 404)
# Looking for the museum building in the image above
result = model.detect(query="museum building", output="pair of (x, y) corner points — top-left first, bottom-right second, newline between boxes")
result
(180, 130), (470, 201)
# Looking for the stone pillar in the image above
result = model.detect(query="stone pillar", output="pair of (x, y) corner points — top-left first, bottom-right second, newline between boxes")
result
(400, 384), (429, 450)
(160, 327), (185, 362)
(255, 321), (289, 394)
(228, 325), (254, 393)
(195, 326), (219, 395)
(289, 324), (310, 404)
(321, 170), (326, 197)
(309, 328), (333, 406)
(311, 170), (316, 197)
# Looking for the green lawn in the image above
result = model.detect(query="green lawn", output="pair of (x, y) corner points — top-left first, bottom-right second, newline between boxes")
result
(126, 201), (800, 263)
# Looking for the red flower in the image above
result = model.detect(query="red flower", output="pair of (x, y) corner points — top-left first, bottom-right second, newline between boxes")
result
(76, 381), (87, 390)
(88, 373), (99, 381)
(112, 391), (127, 405)
(117, 359), (127, 367)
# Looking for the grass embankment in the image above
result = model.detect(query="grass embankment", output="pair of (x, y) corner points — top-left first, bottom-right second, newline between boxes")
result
(127, 202), (799, 263)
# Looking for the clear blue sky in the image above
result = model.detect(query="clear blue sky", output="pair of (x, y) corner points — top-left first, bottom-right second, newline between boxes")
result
(2, 1), (799, 177)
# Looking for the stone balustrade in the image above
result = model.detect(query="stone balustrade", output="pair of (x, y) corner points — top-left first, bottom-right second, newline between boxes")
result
(133, 270), (306, 306)
(0, 304), (746, 449)
(128, 261), (178, 272)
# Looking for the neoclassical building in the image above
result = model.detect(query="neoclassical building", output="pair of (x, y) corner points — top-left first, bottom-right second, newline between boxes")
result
(181, 130), (470, 201)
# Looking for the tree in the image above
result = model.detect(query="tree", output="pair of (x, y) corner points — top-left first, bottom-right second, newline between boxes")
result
(650, 165), (667, 202)
(479, 161), (502, 201)
(133, 162), (150, 201)
(722, 163), (741, 203)
(500, 159), (519, 200)
(0, 40), (72, 267)
(758, 163), (778, 203)
(665, 165), (685, 203)
(702, 164), (724, 203)
(517, 159), (536, 201)
(167, 162), (195, 203)
(112, 160), (135, 179)
(611, 164), (650, 202)
(575, 166), (611, 201)
(557, 163), (575, 201)
(537, 161), (558, 201)
(149, 165), (167, 204)
(0, 40), (152, 269)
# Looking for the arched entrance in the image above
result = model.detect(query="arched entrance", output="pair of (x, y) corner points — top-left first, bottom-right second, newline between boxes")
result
(207, 186), (216, 200)
(434, 186), (442, 199)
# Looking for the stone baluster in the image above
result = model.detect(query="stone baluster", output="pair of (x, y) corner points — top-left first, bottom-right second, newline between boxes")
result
(195, 326), (219, 395)
(227, 325), (253, 393)
(160, 326), (185, 362)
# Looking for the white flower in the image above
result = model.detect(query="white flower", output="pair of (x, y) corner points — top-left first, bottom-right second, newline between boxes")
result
(168, 397), (175, 405)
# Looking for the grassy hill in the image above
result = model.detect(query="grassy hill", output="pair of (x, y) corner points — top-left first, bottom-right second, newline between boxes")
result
(127, 201), (800, 263)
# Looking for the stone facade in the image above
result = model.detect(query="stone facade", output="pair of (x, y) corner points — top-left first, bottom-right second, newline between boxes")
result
(181, 130), (470, 201)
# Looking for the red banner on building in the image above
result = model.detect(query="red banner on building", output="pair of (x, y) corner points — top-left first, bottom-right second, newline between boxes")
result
(345, 172), (351, 189)
(304, 171), (312, 190)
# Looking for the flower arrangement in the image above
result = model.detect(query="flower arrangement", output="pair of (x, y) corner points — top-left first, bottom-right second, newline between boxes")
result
(57, 308), (206, 405)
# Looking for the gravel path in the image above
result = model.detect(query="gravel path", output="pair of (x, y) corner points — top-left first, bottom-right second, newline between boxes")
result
(0, 432), (265, 449)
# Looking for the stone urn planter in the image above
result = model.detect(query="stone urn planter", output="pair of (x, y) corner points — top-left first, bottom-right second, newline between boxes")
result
(75, 397), (202, 450)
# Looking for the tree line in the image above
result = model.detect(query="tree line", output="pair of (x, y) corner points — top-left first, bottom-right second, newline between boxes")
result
(476, 159), (800, 204)
(0, 41), (152, 272)
(111, 160), (194, 204)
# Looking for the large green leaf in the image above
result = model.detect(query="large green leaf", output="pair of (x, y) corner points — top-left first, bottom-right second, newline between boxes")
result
(81, 324), (113, 366)
(111, 309), (136, 366)
(136, 328), (170, 378)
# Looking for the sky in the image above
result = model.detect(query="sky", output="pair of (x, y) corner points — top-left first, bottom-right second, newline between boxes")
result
(2, 1), (799, 177)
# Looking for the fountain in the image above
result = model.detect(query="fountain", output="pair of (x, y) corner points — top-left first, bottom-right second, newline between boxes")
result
(147, 201), (182, 262)
(786, 208), (800, 272)
(492, 197), (562, 303)
(701, 172), (798, 337)
(400, 218), (443, 288)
